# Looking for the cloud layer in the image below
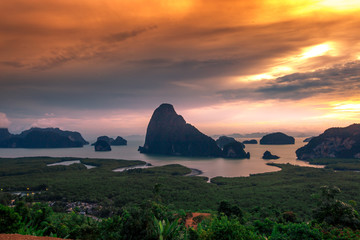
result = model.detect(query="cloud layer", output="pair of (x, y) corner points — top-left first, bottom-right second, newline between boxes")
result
(1, 1), (360, 136)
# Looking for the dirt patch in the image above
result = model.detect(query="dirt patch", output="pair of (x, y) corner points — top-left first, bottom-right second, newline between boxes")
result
(185, 212), (211, 229)
(0, 234), (67, 240)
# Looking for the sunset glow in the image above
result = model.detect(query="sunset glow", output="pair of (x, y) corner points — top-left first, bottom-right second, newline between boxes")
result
(318, 0), (360, 11)
(300, 43), (332, 59)
(333, 103), (360, 112)
(0, 0), (360, 138)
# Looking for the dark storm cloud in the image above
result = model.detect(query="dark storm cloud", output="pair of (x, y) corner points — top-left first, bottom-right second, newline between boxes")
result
(219, 61), (360, 101)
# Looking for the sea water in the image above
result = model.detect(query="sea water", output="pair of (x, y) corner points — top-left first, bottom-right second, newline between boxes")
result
(0, 138), (320, 178)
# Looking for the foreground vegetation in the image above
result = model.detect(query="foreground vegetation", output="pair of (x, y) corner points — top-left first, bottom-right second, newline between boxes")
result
(306, 158), (360, 171)
(2, 157), (360, 238)
(2, 157), (360, 219)
(2, 185), (360, 239)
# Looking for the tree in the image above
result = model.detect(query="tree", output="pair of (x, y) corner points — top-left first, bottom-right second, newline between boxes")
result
(313, 186), (360, 229)
(0, 204), (21, 233)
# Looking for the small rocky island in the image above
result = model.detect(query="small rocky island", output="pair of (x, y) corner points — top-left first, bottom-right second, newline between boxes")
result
(243, 139), (258, 144)
(92, 136), (127, 146)
(223, 142), (250, 159)
(139, 103), (250, 158)
(216, 136), (241, 149)
(112, 136), (127, 145)
(94, 140), (111, 151)
(260, 132), (295, 145)
(262, 150), (280, 160)
(296, 124), (360, 160)
(0, 127), (88, 148)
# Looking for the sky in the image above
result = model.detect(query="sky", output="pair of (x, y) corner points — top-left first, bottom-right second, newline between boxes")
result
(1, 0), (360, 139)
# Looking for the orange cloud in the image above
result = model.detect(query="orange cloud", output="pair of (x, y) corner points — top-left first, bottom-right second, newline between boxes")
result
(1, 0), (360, 136)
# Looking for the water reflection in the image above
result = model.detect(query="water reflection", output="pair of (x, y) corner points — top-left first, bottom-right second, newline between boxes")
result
(46, 160), (96, 169)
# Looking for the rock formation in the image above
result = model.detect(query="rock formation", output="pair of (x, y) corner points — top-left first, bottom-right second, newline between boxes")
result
(296, 124), (360, 160)
(260, 132), (295, 145)
(222, 142), (250, 159)
(94, 140), (111, 151)
(112, 136), (127, 145)
(0, 128), (87, 148)
(243, 139), (258, 144)
(303, 137), (315, 142)
(92, 136), (127, 146)
(262, 150), (280, 159)
(19, 127), (88, 145)
(138, 103), (222, 157)
(0, 128), (11, 141)
(216, 136), (241, 149)
(92, 136), (113, 146)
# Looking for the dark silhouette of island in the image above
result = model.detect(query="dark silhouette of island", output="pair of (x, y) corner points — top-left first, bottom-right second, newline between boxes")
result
(138, 103), (222, 157)
(216, 136), (241, 149)
(260, 132), (295, 145)
(94, 140), (111, 151)
(213, 132), (268, 139)
(303, 137), (315, 142)
(223, 142), (250, 159)
(139, 103), (250, 158)
(0, 128), (11, 141)
(296, 124), (360, 160)
(0, 127), (88, 148)
(92, 136), (127, 146)
(262, 150), (280, 159)
(113, 136), (127, 145)
(243, 139), (258, 144)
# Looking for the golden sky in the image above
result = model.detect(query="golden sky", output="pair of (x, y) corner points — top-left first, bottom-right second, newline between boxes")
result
(0, 0), (360, 137)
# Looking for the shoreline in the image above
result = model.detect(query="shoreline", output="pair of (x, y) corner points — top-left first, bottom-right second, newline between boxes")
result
(186, 168), (203, 176)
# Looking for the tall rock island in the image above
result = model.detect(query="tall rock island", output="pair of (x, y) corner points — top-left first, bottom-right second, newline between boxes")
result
(138, 103), (223, 157)
(296, 124), (360, 160)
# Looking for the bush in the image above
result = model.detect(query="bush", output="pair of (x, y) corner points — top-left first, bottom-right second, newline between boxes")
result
(198, 216), (264, 240)
(313, 186), (360, 229)
(0, 204), (21, 233)
(270, 222), (323, 240)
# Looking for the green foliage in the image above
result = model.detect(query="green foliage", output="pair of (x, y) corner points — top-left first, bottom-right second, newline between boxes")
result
(307, 158), (360, 171)
(0, 204), (21, 233)
(313, 186), (360, 229)
(98, 216), (123, 239)
(152, 216), (180, 240)
(281, 211), (297, 223)
(269, 222), (323, 240)
(3, 157), (360, 239)
(0, 192), (12, 205)
(217, 201), (243, 221)
(197, 215), (264, 240)
(253, 218), (275, 236)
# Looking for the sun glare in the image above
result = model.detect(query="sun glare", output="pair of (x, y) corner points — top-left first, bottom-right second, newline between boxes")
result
(333, 103), (360, 112)
(301, 43), (331, 59)
(321, 101), (360, 120)
(250, 73), (274, 81)
(317, 0), (360, 11)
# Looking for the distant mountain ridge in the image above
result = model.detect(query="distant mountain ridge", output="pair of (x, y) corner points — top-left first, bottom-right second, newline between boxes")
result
(0, 127), (88, 148)
(213, 132), (315, 139)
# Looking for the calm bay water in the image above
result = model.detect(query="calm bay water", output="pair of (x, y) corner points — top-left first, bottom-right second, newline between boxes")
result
(0, 138), (320, 178)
